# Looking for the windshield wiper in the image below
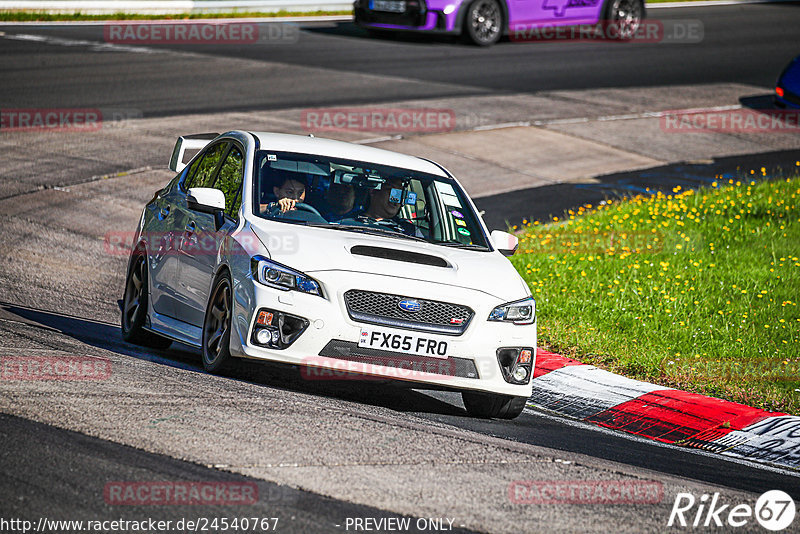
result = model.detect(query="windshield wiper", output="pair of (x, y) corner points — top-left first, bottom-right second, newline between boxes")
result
(438, 241), (490, 250)
(307, 223), (429, 243)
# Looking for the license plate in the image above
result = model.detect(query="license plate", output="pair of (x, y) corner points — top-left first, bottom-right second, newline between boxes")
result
(359, 328), (449, 359)
(369, 0), (406, 12)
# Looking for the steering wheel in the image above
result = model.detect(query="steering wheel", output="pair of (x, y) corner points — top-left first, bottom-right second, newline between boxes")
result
(292, 202), (323, 217)
(268, 201), (323, 218)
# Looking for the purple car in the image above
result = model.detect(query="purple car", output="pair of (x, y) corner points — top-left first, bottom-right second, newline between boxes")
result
(354, 0), (644, 46)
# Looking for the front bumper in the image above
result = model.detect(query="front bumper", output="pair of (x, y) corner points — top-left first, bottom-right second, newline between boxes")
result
(775, 90), (800, 109)
(354, 0), (464, 33)
(237, 270), (536, 397)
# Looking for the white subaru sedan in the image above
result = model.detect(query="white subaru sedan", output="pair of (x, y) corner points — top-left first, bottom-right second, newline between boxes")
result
(122, 131), (536, 418)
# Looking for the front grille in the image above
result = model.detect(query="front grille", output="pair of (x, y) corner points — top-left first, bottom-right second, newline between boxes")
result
(354, 0), (426, 27)
(343, 289), (473, 335)
(318, 340), (479, 379)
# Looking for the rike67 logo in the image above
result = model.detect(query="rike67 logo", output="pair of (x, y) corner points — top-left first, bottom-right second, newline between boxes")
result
(668, 490), (795, 531)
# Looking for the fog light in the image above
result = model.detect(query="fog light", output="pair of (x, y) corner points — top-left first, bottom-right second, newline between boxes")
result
(513, 366), (528, 382)
(443, 4), (455, 14)
(251, 308), (310, 349)
(255, 329), (271, 345)
(496, 347), (534, 385)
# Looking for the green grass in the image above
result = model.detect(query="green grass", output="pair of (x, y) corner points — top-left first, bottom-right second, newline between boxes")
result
(512, 172), (800, 414)
(0, 10), (352, 22)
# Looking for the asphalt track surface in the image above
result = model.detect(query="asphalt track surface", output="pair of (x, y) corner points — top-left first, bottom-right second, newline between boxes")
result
(4, 300), (800, 499)
(0, 413), (476, 534)
(1, 301), (799, 526)
(2, 4), (800, 532)
(0, 3), (798, 116)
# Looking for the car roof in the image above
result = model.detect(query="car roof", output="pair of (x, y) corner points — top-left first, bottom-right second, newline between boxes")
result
(249, 132), (449, 178)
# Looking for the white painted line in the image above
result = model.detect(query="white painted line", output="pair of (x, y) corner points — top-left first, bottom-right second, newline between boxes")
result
(0, 15), (352, 25)
(456, 105), (744, 134)
(530, 105), (743, 127)
(2, 31), (162, 53)
(472, 121), (531, 131)
(354, 134), (403, 144)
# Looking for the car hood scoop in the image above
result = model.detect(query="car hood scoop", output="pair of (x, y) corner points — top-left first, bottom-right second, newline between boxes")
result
(248, 221), (528, 301)
(349, 245), (450, 268)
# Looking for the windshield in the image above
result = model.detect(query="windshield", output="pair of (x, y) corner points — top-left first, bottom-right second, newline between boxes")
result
(252, 150), (490, 250)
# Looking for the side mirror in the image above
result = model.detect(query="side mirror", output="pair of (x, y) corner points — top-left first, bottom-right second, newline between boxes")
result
(187, 187), (226, 214)
(490, 230), (518, 257)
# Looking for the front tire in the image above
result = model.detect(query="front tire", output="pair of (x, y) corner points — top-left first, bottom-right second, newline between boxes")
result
(463, 0), (503, 46)
(603, 0), (643, 41)
(121, 251), (172, 349)
(462, 391), (527, 419)
(202, 272), (234, 373)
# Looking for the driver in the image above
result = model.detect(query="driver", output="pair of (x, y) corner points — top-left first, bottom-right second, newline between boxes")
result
(261, 172), (307, 214)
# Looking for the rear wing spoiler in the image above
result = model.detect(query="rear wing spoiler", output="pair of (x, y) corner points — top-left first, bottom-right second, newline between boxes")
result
(169, 133), (220, 173)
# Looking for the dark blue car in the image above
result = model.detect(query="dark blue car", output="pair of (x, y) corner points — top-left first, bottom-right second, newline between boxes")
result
(775, 54), (800, 109)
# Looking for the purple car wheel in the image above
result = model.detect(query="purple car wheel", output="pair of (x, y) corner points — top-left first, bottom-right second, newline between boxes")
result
(464, 0), (503, 46)
(604, 0), (643, 40)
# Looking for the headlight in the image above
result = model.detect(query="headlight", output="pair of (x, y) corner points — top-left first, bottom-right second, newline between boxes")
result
(488, 297), (535, 325)
(251, 256), (323, 297)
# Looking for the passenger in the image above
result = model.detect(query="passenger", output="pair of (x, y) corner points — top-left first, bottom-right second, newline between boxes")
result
(361, 178), (421, 236)
(364, 178), (406, 220)
(322, 182), (356, 220)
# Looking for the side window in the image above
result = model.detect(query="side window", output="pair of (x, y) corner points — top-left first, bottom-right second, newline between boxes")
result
(184, 142), (228, 190)
(182, 156), (203, 189)
(213, 146), (245, 219)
